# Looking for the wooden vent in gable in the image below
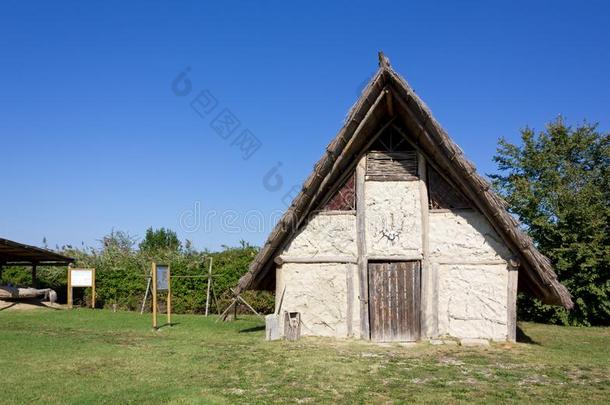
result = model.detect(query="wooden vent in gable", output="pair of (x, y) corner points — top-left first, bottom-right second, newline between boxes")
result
(366, 151), (418, 181)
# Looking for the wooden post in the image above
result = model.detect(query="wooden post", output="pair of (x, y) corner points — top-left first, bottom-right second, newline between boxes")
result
(91, 268), (96, 309)
(167, 265), (172, 326)
(211, 283), (221, 314)
(356, 156), (370, 339)
(140, 276), (152, 315)
(507, 263), (519, 342)
(67, 266), (73, 309)
(205, 257), (213, 316)
(152, 263), (158, 329)
(31, 263), (37, 287)
(346, 264), (354, 337)
(418, 152), (437, 339)
(218, 298), (237, 321)
(237, 295), (261, 316)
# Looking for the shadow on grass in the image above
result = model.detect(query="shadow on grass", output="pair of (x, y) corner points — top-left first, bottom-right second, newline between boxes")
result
(0, 300), (62, 312)
(239, 325), (265, 333)
(516, 325), (539, 345)
(155, 322), (180, 330)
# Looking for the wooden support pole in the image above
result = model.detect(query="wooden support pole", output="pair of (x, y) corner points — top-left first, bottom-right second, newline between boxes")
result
(141, 275), (151, 315)
(167, 265), (172, 326)
(31, 263), (37, 287)
(205, 257), (213, 316)
(218, 298), (237, 321)
(346, 262), (354, 337)
(385, 88), (394, 116)
(507, 263), (519, 342)
(418, 151), (436, 338)
(67, 266), (73, 309)
(91, 268), (96, 309)
(356, 156), (370, 339)
(211, 283), (221, 314)
(237, 295), (261, 316)
(152, 263), (158, 329)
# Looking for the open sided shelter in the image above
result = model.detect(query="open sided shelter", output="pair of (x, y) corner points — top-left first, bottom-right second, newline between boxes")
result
(0, 237), (74, 285)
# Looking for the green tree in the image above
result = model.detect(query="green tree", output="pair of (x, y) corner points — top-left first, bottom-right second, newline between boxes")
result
(101, 229), (137, 254)
(139, 227), (182, 253)
(491, 118), (610, 326)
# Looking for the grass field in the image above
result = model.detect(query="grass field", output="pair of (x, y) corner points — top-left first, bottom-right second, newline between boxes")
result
(1, 309), (609, 404)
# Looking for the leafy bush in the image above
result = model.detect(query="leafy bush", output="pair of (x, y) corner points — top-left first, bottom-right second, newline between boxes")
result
(1, 231), (274, 314)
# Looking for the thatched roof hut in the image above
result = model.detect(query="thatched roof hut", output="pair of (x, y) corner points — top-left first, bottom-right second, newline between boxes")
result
(236, 53), (572, 342)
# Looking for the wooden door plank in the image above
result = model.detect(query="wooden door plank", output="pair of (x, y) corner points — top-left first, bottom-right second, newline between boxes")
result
(368, 263), (378, 341)
(397, 262), (406, 341)
(388, 264), (394, 340)
(413, 262), (420, 340)
(404, 261), (415, 341)
(380, 263), (389, 341)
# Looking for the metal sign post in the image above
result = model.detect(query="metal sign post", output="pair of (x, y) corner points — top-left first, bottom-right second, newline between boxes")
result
(152, 262), (171, 329)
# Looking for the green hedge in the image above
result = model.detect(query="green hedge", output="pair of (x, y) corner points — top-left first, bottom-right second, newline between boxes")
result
(1, 241), (274, 315)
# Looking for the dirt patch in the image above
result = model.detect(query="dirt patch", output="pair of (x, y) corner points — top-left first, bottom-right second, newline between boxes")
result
(0, 299), (64, 311)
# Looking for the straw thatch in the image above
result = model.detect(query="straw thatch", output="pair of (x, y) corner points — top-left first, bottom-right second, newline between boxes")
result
(234, 53), (573, 309)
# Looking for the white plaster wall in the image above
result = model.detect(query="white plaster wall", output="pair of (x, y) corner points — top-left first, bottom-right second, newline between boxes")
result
(437, 264), (509, 340)
(282, 213), (357, 258)
(275, 263), (356, 338)
(365, 181), (422, 257)
(429, 210), (512, 262)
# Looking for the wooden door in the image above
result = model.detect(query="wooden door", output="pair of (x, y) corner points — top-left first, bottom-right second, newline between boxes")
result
(368, 261), (421, 342)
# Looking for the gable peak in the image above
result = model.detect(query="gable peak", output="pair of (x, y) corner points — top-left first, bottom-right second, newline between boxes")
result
(378, 51), (392, 70)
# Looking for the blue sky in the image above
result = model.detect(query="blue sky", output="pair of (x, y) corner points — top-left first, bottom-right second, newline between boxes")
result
(1, 1), (608, 251)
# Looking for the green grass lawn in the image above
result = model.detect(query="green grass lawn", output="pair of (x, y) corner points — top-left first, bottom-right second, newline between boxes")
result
(1, 309), (609, 404)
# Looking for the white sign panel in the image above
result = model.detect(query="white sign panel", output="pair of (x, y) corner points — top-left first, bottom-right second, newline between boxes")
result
(156, 265), (169, 291)
(71, 269), (94, 287)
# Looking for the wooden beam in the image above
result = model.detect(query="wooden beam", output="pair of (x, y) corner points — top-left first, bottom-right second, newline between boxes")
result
(31, 263), (37, 286)
(435, 260), (509, 266)
(237, 295), (261, 317)
(366, 255), (423, 262)
(418, 152), (437, 339)
(219, 298), (237, 321)
(152, 263), (157, 329)
(385, 88), (394, 116)
(356, 156), (370, 339)
(274, 256), (357, 265)
(346, 263), (354, 337)
(507, 263), (519, 342)
(315, 210), (356, 216)
(67, 265), (73, 309)
(205, 257), (213, 316)
(91, 268), (96, 309)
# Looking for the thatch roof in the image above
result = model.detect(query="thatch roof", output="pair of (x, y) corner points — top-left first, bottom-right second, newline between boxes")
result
(235, 53), (573, 309)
